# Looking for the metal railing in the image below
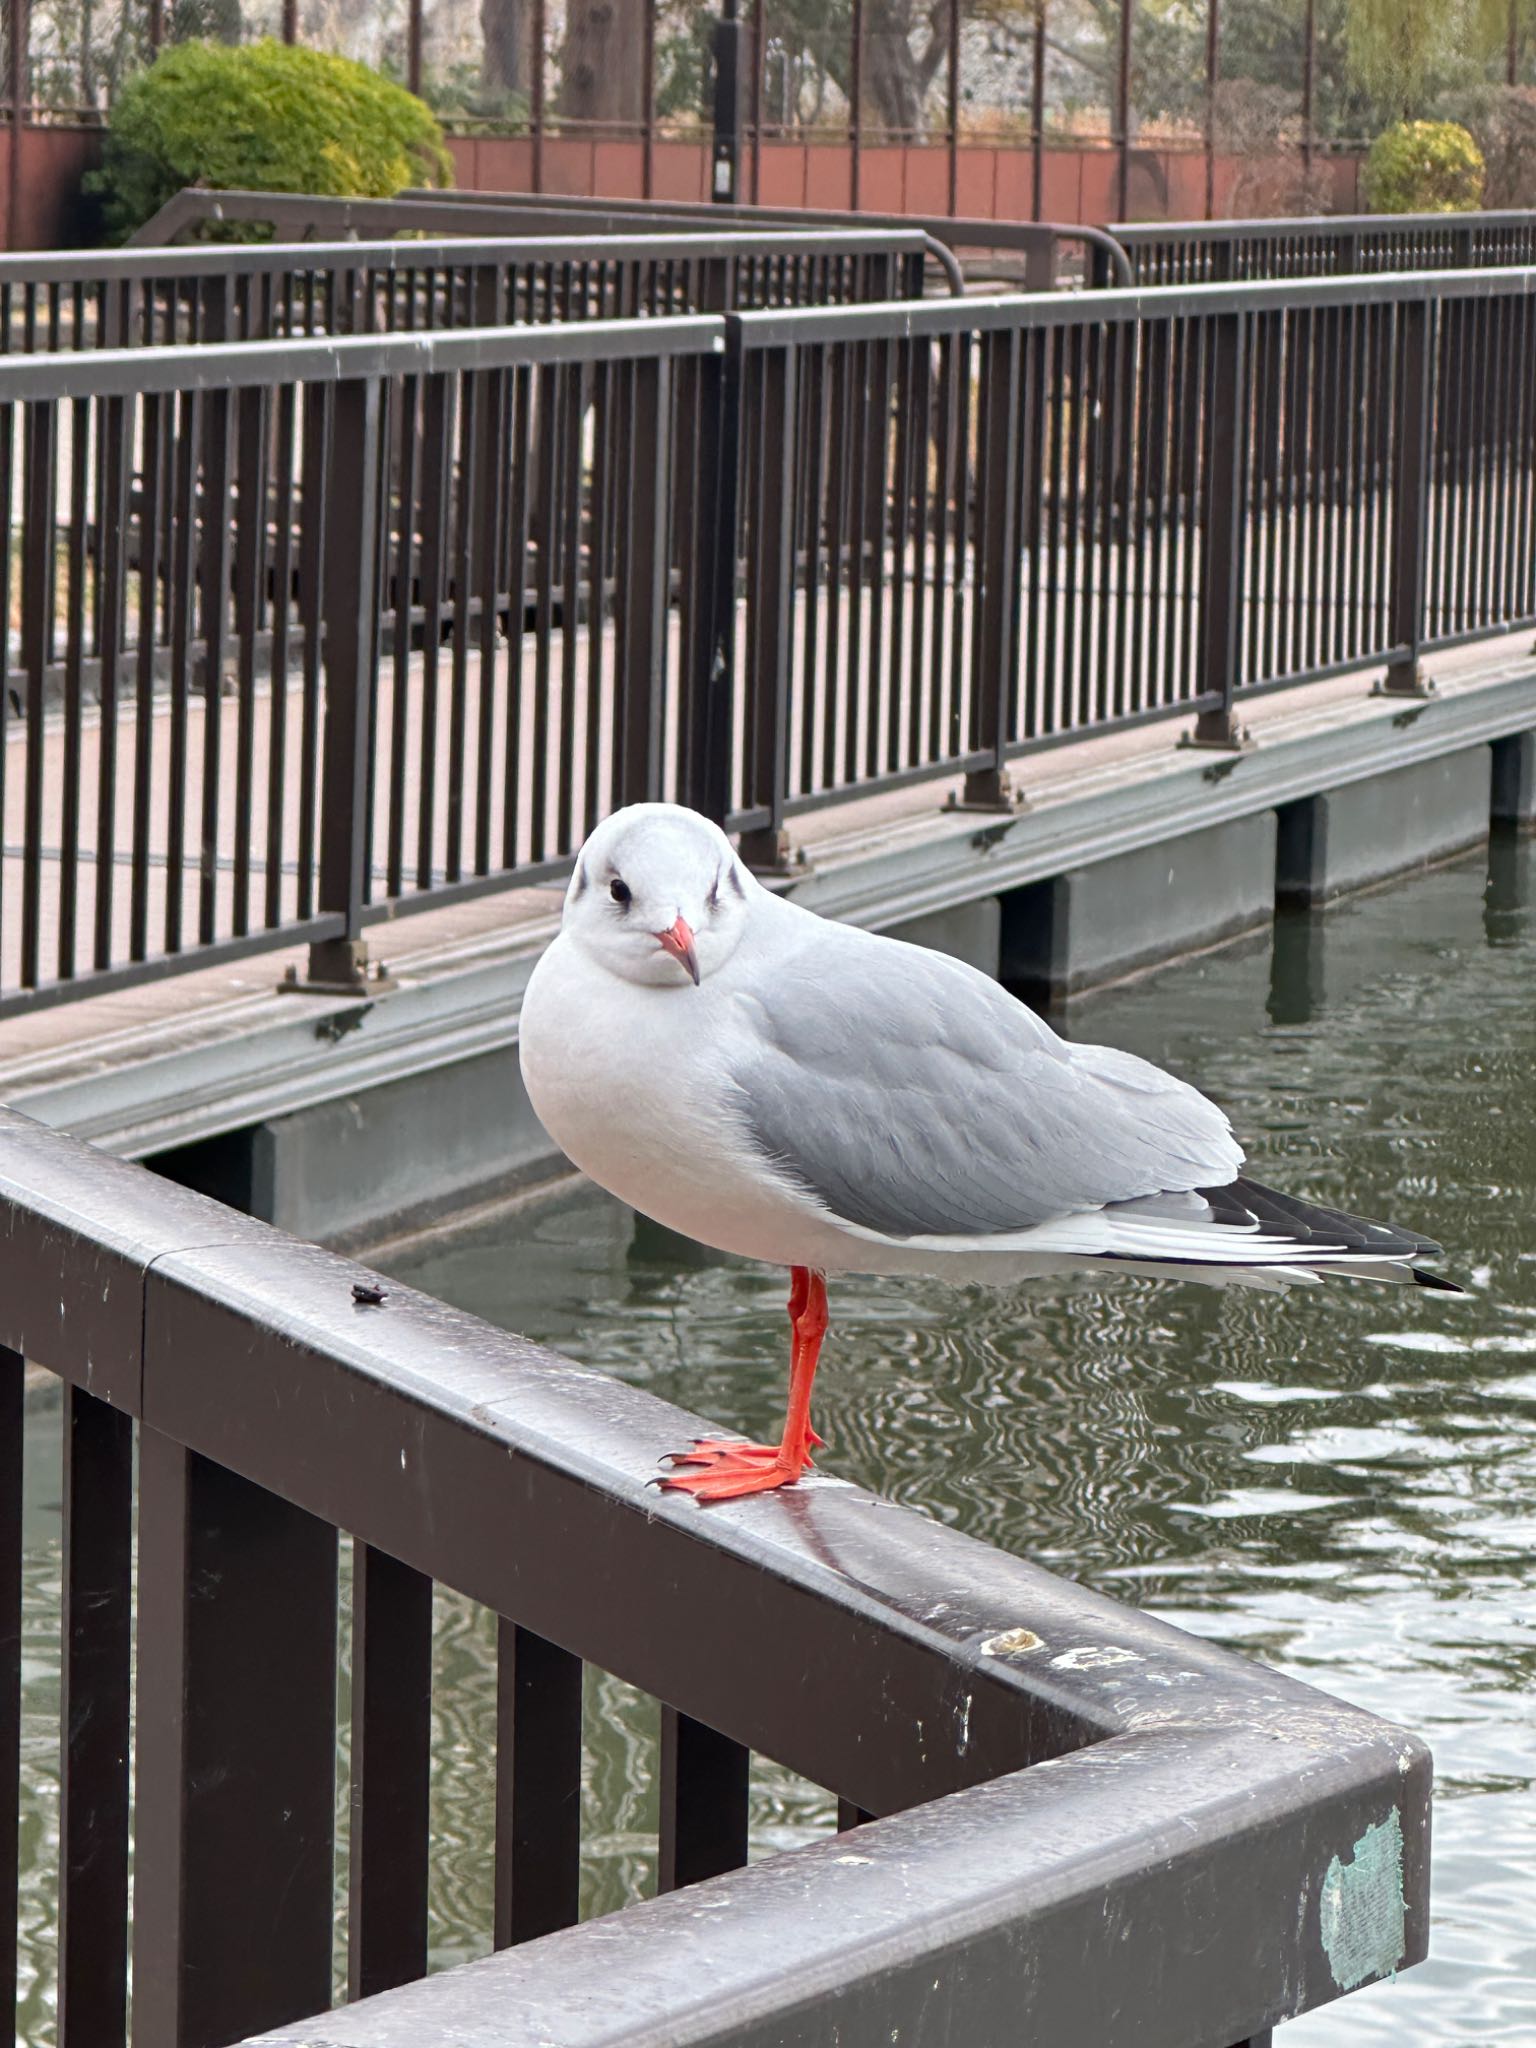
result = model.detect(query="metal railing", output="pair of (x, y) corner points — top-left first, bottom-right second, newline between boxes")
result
(3, 264), (1536, 1011)
(131, 183), (1129, 292)
(0, 1102), (1430, 2046)
(1, 223), (945, 355)
(1113, 209), (1536, 286)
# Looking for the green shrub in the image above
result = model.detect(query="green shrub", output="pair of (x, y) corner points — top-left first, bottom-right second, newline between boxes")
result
(86, 39), (454, 241)
(1362, 120), (1485, 214)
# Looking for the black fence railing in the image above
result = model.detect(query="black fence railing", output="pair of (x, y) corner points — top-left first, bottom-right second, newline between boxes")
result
(0, 224), (943, 354)
(131, 184), (1128, 292)
(1112, 209), (1536, 286)
(3, 263), (1536, 1011)
(0, 1102), (1431, 2047)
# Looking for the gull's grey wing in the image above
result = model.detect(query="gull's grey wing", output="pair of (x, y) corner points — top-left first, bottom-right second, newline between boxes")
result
(724, 921), (1242, 1240)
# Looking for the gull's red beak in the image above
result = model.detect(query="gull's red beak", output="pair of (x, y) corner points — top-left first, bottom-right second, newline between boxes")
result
(656, 915), (700, 985)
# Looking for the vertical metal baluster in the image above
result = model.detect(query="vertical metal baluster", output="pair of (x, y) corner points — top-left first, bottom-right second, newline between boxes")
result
(1017, 324), (1043, 742)
(416, 374), (451, 891)
(493, 1622), (582, 1948)
(823, 340), (851, 789)
(231, 385), (268, 940)
(476, 360), (510, 874)
(583, 360), (611, 839)
(309, 377), (382, 990)
(1383, 298), (1431, 695)
(657, 1707), (750, 1894)
(264, 384), (297, 929)
(57, 396), (90, 983)
(619, 357), (669, 809)
(556, 366), (585, 854)
(905, 332), (932, 769)
(1191, 311), (1247, 745)
(386, 375), (421, 903)
(742, 345), (796, 852)
(800, 343), (827, 796)
(295, 381), (330, 923)
(130, 394), (164, 962)
(20, 402), (57, 991)
(348, 1544), (433, 2001)
(447, 365), (478, 885)
(133, 1434), (338, 2047)
(93, 393), (130, 974)
(502, 365), (534, 870)
(196, 288), (235, 947)
(164, 388), (199, 956)
(529, 364), (559, 863)
(962, 328), (1020, 806)
(58, 1388), (133, 2048)
(1039, 326), (1066, 733)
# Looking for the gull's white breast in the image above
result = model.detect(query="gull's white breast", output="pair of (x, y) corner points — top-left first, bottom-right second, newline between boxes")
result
(519, 931), (858, 1269)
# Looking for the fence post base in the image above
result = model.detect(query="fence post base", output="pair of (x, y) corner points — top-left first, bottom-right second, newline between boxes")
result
(1374, 661), (1436, 700)
(1181, 708), (1254, 751)
(950, 767), (1024, 813)
(279, 938), (393, 997)
(737, 825), (796, 876)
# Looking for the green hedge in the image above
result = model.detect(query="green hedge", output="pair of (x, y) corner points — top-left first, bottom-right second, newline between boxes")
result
(87, 39), (454, 241)
(1362, 120), (1485, 214)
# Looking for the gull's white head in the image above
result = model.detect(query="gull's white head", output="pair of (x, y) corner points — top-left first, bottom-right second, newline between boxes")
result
(561, 803), (756, 987)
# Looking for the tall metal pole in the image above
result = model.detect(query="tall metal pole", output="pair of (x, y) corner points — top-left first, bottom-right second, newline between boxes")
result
(850, 0), (864, 209)
(531, 0), (546, 192)
(1205, 0), (1218, 221)
(642, 0), (656, 198)
(1509, 0), (1519, 84)
(281, 0), (297, 43)
(7, 0), (25, 254)
(947, 0), (960, 215)
(1115, 0), (1133, 221)
(1301, 0), (1315, 187)
(711, 0), (741, 202)
(1032, 0), (1046, 221)
(405, 0), (421, 94)
(751, 0), (765, 202)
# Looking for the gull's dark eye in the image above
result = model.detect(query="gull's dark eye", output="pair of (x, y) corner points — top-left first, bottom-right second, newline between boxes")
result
(708, 872), (721, 911)
(609, 878), (631, 907)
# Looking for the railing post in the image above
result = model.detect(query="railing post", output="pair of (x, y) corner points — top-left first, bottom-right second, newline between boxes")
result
(1187, 309), (1253, 749)
(132, 1432), (338, 2048)
(1380, 296), (1434, 697)
(302, 374), (384, 991)
(618, 354), (671, 807)
(957, 327), (1024, 811)
(683, 325), (740, 834)
(657, 1706), (750, 1892)
(737, 340), (797, 872)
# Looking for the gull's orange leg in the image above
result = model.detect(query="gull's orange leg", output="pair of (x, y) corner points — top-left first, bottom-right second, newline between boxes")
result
(661, 1268), (829, 1502)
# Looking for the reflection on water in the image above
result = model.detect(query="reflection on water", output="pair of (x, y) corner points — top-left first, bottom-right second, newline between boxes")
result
(12, 834), (1535, 2042)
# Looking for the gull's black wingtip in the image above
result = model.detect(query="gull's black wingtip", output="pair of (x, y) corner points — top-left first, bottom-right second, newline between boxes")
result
(1411, 1267), (1468, 1295)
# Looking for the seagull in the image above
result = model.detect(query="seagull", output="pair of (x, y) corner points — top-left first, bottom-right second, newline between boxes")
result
(519, 802), (1461, 1502)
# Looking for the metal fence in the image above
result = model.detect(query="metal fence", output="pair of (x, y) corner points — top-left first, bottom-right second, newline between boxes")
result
(0, 222), (945, 353)
(0, 1101), (1431, 2046)
(130, 182), (1129, 291)
(1114, 209), (1536, 286)
(4, 260), (1536, 1011)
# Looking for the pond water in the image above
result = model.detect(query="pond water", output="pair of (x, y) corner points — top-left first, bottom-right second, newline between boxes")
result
(13, 832), (1535, 2043)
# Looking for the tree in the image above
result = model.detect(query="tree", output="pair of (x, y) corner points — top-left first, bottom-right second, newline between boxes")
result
(481, 0), (532, 98)
(559, 0), (648, 124)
